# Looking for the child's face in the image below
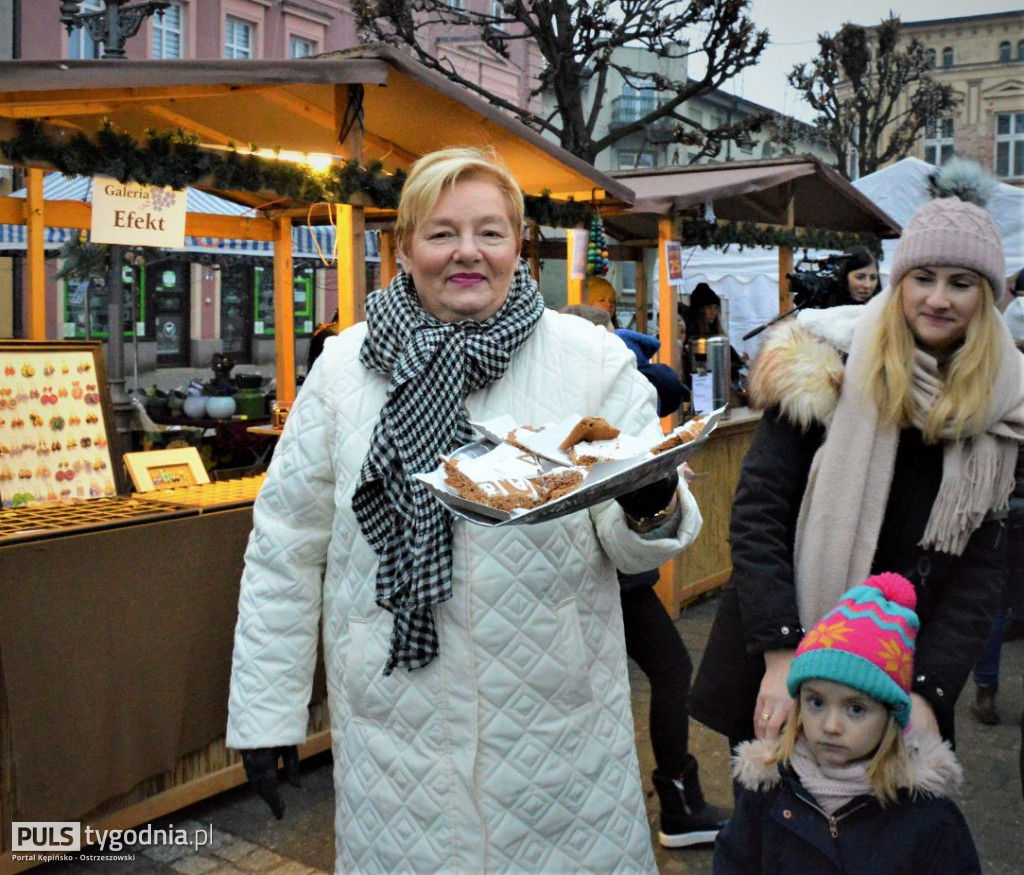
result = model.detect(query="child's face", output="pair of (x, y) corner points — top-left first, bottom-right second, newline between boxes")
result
(799, 680), (890, 767)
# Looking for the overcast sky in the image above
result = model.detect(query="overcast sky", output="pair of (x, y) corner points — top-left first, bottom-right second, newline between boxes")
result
(716, 0), (1023, 120)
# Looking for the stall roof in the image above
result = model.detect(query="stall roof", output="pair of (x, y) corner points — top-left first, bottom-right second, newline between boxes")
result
(606, 154), (900, 240)
(0, 45), (633, 210)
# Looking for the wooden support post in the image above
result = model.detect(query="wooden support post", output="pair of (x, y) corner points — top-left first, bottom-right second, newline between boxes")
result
(657, 215), (676, 433)
(25, 168), (46, 339)
(566, 228), (583, 305)
(336, 203), (366, 328)
(778, 189), (796, 314)
(528, 222), (541, 281)
(273, 216), (296, 404)
(378, 229), (398, 287)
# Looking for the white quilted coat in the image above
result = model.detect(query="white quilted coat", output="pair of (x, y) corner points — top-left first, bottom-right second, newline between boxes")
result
(227, 310), (702, 874)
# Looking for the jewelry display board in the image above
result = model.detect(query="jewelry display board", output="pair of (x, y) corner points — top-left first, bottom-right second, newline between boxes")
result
(124, 447), (210, 492)
(0, 340), (126, 508)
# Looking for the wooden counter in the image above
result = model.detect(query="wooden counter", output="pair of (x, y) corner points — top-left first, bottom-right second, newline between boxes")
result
(655, 407), (762, 615)
(0, 499), (329, 875)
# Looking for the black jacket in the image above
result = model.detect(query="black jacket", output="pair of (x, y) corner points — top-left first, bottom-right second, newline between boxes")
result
(715, 738), (981, 874)
(690, 311), (1013, 743)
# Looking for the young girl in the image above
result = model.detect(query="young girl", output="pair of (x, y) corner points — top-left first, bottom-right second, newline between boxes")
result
(714, 572), (980, 874)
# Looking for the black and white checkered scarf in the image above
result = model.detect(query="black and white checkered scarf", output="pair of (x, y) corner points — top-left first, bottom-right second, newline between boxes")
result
(352, 260), (544, 674)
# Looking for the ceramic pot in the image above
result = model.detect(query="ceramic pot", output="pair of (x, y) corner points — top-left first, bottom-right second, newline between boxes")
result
(205, 395), (236, 420)
(182, 395), (208, 419)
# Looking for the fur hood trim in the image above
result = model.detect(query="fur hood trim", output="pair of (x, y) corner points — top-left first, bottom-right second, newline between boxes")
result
(731, 733), (963, 800)
(747, 306), (866, 430)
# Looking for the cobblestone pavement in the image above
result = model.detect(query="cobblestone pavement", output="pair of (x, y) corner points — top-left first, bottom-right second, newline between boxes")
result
(31, 595), (1024, 875)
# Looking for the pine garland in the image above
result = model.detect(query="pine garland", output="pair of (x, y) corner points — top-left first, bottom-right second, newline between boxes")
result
(0, 119), (593, 228)
(678, 217), (882, 259)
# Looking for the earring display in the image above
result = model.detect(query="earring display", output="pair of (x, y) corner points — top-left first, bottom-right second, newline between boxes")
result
(0, 340), (124, 508)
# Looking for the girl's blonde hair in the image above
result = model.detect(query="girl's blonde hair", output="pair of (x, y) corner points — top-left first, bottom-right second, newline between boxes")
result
(772, 697), (911, 806)
(864, 277), (1003, 441)
(395, 146), (524, 252)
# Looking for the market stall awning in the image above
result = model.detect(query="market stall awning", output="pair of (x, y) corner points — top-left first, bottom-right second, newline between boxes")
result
(606, 155), (900, 240)
(0, 46), (633, 209)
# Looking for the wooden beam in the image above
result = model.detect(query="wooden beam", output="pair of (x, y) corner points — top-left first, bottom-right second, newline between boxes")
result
(25, 168), (46, 340)
(378, 228), (398, 287)
(258, 88), (419, 164)
(273, 216), (296, 404)
(528, 222), (541, 282)
(657, 215), (675, 432)
(0, 82), (276, 109)
(335, 203), (366, 329)
(634, 247), (647, 335)
(144, 106), (236, 146)
(778, 188), (796, 315)
(565, 228), (583, 305)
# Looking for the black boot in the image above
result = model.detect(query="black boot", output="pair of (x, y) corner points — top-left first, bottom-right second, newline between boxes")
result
(970, 683), (999, 725)
(652, 759), (731, 849)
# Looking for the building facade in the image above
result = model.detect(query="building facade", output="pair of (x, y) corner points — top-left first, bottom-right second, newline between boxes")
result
(870, 11), (1024, 186)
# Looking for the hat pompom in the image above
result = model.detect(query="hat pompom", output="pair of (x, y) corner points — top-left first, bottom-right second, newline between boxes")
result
(926, 157), (995, 207)
(865, 572), (916, 612)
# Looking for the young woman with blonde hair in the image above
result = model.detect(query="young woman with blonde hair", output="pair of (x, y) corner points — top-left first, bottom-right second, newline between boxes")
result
(690, 160), (1024, 748)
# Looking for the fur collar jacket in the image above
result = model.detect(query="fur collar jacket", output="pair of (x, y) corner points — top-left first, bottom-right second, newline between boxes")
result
(747, 305), (863, 431)
(731, 733), (964, 802)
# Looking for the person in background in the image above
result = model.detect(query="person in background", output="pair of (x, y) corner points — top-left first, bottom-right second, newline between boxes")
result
(690, 160), (1024, 753)
(227, 146), (703, 874)
(305, 311), (340, 374)
(586, 275), (620, 328)
(561, 301), (730, 849)
(685, 282), (726, 339)
(714, 573), (981, 874)
(827, 245), (882, 307)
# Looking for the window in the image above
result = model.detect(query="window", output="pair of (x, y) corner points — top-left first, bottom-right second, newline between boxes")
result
(1000, 41), (1012, 62)
(924, 48), (936, 68)
(447, 0), (466, 8)
(924, 117), (955, 166)
(761, 142), (775, 159)
(1019, 39), (1024, 61)
(490, 0), (506, 29)
(225, 16), (253, 59)
(941, 47), (954, 67)
(618, 151), (655, 170)
(152, 2), (183, 59)
(67, 0), (104, 59)
(289, 36), (316, 58)
(995, 112), (1024, 179)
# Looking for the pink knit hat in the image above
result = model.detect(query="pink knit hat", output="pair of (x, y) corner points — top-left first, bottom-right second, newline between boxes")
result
(890, 160), (1005, 295)
(787, 572), (919, 728)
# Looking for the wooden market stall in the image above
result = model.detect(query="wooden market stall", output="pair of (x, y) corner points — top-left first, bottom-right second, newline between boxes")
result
(0, 50), (633, 874)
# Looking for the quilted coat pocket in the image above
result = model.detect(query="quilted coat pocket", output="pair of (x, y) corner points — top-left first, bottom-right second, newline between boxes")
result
(552, 598), (595, 713)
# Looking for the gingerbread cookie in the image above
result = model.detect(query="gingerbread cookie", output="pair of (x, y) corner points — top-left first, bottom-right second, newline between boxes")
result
(558, 416), (620, 451)
(651, 417), (706, 454)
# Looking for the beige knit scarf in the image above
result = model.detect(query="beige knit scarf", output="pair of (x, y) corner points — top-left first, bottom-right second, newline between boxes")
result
(794, 287), (1024, 630)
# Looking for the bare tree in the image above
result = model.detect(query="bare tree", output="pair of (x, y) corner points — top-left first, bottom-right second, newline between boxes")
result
(788, 15), (957, 178)
(352, 0), (769, 165)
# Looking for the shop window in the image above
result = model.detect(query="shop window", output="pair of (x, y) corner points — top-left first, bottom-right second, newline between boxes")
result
(62, 262), (138, 341)
(67, 0), (104, 59)
(290, 36), (316, 58)
(941, 47), (954, 68)
(1000, 41), (1012, 62)
(225, 16), (253, 59)
(152, 1), (184, 58)
(995, 112), (1024, 179)
(924, 117), (955, 167)
(252, 263), (316, 337)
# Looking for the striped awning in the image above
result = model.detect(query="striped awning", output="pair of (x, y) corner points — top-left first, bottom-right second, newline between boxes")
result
(2, 174), (378, 260)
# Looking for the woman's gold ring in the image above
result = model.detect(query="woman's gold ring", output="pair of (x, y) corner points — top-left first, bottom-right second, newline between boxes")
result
(761, 712), (770, 721)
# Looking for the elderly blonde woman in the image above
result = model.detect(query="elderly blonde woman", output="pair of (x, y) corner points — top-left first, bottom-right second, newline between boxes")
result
(227, 147), (702, 874)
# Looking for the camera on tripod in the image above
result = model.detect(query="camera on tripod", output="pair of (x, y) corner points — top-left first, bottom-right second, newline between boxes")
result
(787, 253), (852, 310)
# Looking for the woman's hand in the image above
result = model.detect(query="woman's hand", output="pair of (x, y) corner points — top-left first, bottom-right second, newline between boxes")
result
(755, 649), (796, 741)
(910, 692), (941, 738)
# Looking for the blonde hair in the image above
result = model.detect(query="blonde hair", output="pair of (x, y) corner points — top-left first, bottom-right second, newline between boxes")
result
(864, 278), (1004, 442)
(395, 146), (524, 251)
(773, 696), (911, 806)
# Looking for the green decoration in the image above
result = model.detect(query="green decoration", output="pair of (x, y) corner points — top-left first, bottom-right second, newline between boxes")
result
(586, 212), (609, 277)
(1, 120), (591, 228)
(677, 217), (882, 260)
